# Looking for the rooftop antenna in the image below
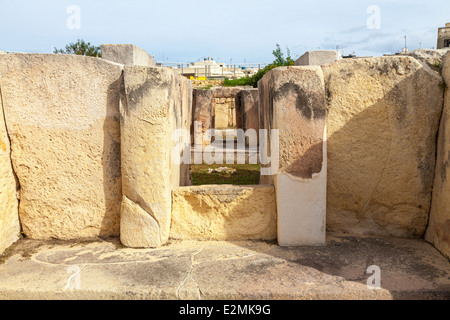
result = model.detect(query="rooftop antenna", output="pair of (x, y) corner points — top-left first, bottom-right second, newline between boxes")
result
(402, 35), (408, 53)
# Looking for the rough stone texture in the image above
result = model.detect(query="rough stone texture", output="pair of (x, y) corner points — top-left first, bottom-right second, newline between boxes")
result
(259, 66), (327, 246)
(192, 89), (214, 146)
(120, 66), (192, 248)
(171, 185), (277, 241)
(0, 235), (449, 300)
(403, 48), (450, 73)
(101, 44), (156, 67)
(426, 53), (450, 259)
(0, 87), (20, 254)
(323, 56), (444, 238)
(0, 54), (123, 240)
(240, 88), (260, 132)
(295, 51), (339, 66)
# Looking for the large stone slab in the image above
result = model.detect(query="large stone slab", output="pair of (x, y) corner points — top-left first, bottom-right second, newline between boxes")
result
(171, 185), (277, 241)
(259, 66), (327, 246)
(426, 52), (450, 259)
(295, 51), (338, 66)
(323, 56), (444, 237)
(0, 86), (20, 254)
(120, 66), (192, 248)
(101, 44), (155, 67)
(0, 54), (123, 240)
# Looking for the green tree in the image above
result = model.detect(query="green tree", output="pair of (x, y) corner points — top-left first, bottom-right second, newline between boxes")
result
(53, 39), (101, 57)
(224, 44), (295, 88)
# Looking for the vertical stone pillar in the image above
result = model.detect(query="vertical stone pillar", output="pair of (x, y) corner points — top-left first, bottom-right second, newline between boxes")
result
(192, 89), (214, 146)
(120, 66), (192, 248)
(426, 52), (450, 259)
(259, 66), (327, 246)
(0, 85), (20, 254)
(240, 89), (259, 146)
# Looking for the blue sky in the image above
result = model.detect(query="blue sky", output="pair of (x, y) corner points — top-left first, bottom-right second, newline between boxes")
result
(1, 0), (449, 65)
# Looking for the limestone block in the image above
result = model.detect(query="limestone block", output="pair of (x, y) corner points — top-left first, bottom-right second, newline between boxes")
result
(323, 57), (444, 237)
(0, 54), (123, 240)
(171, 185), (277, 241)
(240, 88), (259, 132)
(120, 66), (192, 248)
(192, 89), (214, 146)
(295, 51), (338, 66)
(101, 44), (156, 67)
(259, 66), (327, 246)
(426, 52), (450, 258)
(0, 87), (20, 254)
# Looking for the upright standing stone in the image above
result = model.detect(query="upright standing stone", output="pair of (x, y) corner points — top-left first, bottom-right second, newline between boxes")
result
(0, 54), (123, 240)
(192, 89), (214, 146)
(0, 84), (20, 254)
(323, 57), (444, 237)
(120, 66), (192, 248)
(259, 66), (327, 246)
(240, 88), (260, 145)
(426, 52), (450, 259)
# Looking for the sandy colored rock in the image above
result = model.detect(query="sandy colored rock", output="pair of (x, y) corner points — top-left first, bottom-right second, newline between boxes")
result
(404, 48), (450, 73)
(171, 185), (277, 241)
(426, 52), (450, 259)
(0, 54), (123, 240)
(0, 87), (20, 254)
(120, 66), (192, 248)
(323, 56), (444, 237)
(101, 44), (155, 67)
(192, 89), (214, 146)
(258, 66), (327, 246)
(240, 88), (259, 133)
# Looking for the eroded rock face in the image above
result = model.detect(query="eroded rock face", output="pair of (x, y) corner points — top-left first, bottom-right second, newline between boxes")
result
(120, 66), (192, 248)
(323, 56), (444, 237)
(0, 86), (20, 253)
(0, 54), (123, 240)
(171, 185), (277, 241)
(426, 52), (450, 259)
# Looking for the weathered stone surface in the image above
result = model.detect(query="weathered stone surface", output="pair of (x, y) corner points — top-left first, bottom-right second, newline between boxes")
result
(192, 89), (214, 146)
(259, 66), (327, 246)
(1, 235), (449, 300)
(0, 54), (123, 240)
(0, 87), (20, 254)
(426, 52), (450, 259)
(101, 44), (155, 67)
(171, 185), (277, 241)
(295, 50), (338, 66)
(323, 56), (444, 237)
(240, 88), (259, 133)
(120, 66), (192, 248)
(404, 48), (450, 73)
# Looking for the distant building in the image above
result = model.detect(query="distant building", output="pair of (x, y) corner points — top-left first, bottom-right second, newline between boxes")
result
(180, 57), (259, 80)
(437, 23), (450, 49)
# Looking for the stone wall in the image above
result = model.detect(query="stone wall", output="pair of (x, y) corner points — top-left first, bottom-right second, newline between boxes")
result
(171, 185), (277, 241)
(426, 52), (450, 258)
(0, 54), (123, 240)
(0, 84), (20, 254)
(323, 57), (444, 238)
(120, 66), (192, 248)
